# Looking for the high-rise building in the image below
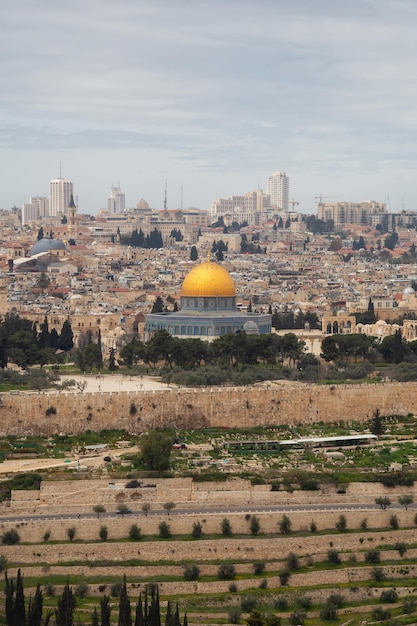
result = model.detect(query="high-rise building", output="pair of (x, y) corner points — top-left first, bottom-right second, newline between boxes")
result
(267, 171), (289, 211)
(108, 185), (125, 214)
(49, 178), (73, 217)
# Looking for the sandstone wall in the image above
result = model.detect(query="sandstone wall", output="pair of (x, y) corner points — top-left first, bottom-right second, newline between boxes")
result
(0, 380), (416, 436)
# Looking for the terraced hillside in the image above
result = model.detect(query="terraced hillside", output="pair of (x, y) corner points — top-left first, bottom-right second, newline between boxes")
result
(2, 501), (417, 625)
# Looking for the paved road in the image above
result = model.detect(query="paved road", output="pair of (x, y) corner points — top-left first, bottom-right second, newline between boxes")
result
(0, 501), (412, 524)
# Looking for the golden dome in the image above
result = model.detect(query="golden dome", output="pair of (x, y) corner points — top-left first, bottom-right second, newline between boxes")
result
(181, 261), (236, 297)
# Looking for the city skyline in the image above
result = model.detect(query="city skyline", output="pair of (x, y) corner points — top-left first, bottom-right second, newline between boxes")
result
(2, 0), (417, 214)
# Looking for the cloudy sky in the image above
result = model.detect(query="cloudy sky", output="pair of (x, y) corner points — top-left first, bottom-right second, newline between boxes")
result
(1, 0), (417, 214)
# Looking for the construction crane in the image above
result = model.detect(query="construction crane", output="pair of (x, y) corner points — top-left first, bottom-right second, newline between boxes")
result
(315, 195), (340, 203)
(288, 198), (299, 211)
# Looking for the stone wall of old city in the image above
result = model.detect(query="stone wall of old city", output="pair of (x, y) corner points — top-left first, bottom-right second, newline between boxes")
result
(0, 380), (416, 436)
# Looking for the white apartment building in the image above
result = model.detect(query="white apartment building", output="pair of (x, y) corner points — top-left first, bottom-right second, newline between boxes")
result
(266, 171), (289, 211)
(49, 178), (73, 217)
(211, 190), (270, 223)
(108, 185), (125, 214)
(317, 200), (387, 227)
(21, 196), (49, 225)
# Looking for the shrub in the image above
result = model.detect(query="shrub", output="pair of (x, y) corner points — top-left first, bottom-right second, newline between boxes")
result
(250, 515), (260, 536)
(128, 524), (141, 541)
(253, 561), (266, 576)
(287, 552), (300, 571)
(360, 518), (368, 530)
(99, 525), (108, 542)
(2, 529), (20, 545)
(259, 578), (268, 589)
(335, 514), (347, 532)
(327, 549), (341, 565)
(183, 564), (200, 581)
(241, 597), (257, 612)
(289, 610), (306, 625)
(75, 583), (89, 598)
(320, 602), (338, 621)
(218, 562), (236, 580)
(297, 596), (312, 610)
(395, 541), (407, 557)
(45, 583), (55, 596)
(389, 514), (399, 529)
(402, 598), (417, 614)
(372, 607), (391, 621)
(126, 479), (141, 489)
(380, 589), (398, 603)
(278, 568), (291, 586)
(326, 593), (343, 609)
(192, 521), (202, 539)
(372, 567), (386, 582)
(310, 520), (317, 533)
(365, 549), (381, 564)
(229, 583), (237, 593)
(43, 530), (51, 542)
(221, 518), (232, 537)
(67, 526), (76, 542)
(278, 514), (292, 534)
(158, 521), (171, 539)
(274, 597), (289, 611)
(110, 582), (122, 597)
(228, 608), (241, 624)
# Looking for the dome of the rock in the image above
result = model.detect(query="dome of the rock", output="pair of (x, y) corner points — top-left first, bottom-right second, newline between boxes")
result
(181, 261), (236, 298)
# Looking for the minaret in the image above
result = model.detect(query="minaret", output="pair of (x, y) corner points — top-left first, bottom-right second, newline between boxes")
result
(67, 194), (77, 241)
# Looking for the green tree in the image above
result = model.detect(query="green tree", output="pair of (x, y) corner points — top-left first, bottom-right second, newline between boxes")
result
(128, 524), (141, 541)
(336, 514), (347, 532)
(163, 501), (176, 516)
(55, 582), (76, 626)
(218, 562), (236, 580)
(190, 245), (198, 261)
(250, 515), (260, 536)
(59, 319), (74, 352)
(370, 409), (385, 436)
(140, 430), (172, 472)
(142, 502), (151, 516)
(221, 517), (232, 536)
(27, 582), (43, 626)
(93, 504), (106, 518)
(398, 494), (413, 509)
(278, 514), (292, 534)
(375, 496), (391, 509)
(151, 296), (164, 313)
(100, 595), (111, 626)
(108, 346), (118, 371)
(192, 521), (202, 539)
(67, 526), (76, 542)
(158, 521), (172, 539)
(99, 525), (108, 541)
(117, 575), (132, 626)
(2, 528), (20, 545)
(183, 564), (200, 581)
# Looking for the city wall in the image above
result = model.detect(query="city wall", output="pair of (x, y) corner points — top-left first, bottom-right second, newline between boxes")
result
(0, 380), (416, 436)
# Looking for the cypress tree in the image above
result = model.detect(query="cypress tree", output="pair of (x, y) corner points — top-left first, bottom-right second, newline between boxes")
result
(28, 582), (43, 626)
(100, 595), (111, 626)
(4, 571), (16, 626)
(134, 593), (144, 626)
(91, 606), (99, 626)
(118, 575), (132, 626)
(165, 600), (173, 626)
(14, 569), (26, 626)
(55, 582), (76, 626)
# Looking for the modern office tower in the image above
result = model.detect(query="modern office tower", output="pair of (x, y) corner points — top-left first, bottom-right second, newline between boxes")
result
(108, 184), (125, 213)
(267, 171), (289, 211)
(49, 178), (73, 217)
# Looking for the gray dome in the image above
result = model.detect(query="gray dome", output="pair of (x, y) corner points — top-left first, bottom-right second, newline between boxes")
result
(243, 320), (260, 335)
(31, 237), (67, 255)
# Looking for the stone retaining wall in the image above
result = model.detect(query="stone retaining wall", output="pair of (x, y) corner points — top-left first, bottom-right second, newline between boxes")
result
(1, 380), (417, 436)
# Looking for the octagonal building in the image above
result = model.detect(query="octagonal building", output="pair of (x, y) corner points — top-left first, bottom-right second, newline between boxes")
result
(145, 260), (271, 340)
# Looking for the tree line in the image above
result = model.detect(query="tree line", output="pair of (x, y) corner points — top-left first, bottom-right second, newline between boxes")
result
(0, 313), (73, 369)
(3, 572), (186, 626)
(120, 329), (305, 372)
